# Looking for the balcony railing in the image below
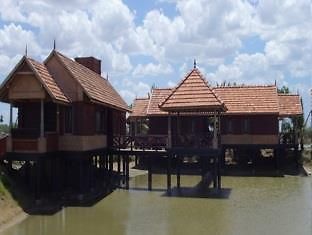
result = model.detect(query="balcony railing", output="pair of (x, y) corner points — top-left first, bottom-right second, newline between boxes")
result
(172, 133), (213, 148)
(11, 128), (40, 139)
(113, 135), (168, 150)
(112, 133), (214, 150)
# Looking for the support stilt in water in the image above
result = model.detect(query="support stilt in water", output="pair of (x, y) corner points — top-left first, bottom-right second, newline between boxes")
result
(167, 154), (171, 194)
(213, 156), (217, 189)
(176, 155), (181, 189)
(125, 155), (129, 190)
(217, 154), (221, 190)
(148, 156), (152, 191)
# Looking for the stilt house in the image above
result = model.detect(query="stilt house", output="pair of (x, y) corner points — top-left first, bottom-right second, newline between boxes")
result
(0, 50), (129, 156)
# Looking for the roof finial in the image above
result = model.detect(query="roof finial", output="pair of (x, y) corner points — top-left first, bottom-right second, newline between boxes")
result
(274, 80), (276, 86)
(193, 59), (197, 69)
(25, 44), (28, 57)
(53, 39), (56, 50)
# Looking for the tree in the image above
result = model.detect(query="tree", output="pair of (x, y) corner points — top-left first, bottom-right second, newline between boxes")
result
(277, 85), (290, 94)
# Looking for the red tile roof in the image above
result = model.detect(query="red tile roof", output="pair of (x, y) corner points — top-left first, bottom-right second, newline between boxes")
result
(278, 94), (303, 117)
(147, 88), (172, 116)
(129, 98), (149, 118)
(159, 68), (226, 112)
(53, 51), (129, 112)
(213, 85), (279, 115)
(27, 58), (70, 103)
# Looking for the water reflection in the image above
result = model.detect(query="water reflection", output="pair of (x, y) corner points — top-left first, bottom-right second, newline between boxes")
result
(1, 175), (312, 235)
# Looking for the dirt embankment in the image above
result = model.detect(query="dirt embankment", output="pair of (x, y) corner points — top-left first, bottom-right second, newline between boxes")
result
(0, 177), (27, 233)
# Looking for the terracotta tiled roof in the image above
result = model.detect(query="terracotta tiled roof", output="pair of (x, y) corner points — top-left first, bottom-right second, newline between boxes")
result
(213, 85), (279, 114)
(129, 98), (149, 118)
(147, 88), (171, 116)
(53, 51), (129, 111)
(27, 58), (70, 103)
(159, 68), (226, 112)
(278, 94), (303, 117)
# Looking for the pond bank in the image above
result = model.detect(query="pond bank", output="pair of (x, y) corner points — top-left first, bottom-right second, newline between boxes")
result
(0, 177), (27, 233)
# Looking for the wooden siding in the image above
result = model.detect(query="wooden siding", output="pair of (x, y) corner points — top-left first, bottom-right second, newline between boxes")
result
(58, 135), (106, 151)
(9, 74), (45, 100)
(220, 115), (278, 135)
(148, 117), (168, 135)
(12, 139), (38, 151)
(221, 134), (279, 145)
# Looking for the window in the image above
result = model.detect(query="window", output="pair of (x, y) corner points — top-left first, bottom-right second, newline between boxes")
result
(96, 110), (107, 134)
(242, 119), (250, 134)
(64, 107), (73, 133)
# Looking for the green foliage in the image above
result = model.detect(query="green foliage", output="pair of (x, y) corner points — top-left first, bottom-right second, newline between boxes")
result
(277, 85), (290, 94)
(0, 124), (9, 134)
(303, 127), (312, 144)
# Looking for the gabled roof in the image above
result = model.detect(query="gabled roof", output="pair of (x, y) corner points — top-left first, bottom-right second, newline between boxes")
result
(0, 56), (69, 104)
(278, 94), (303, 117)
(213, 85), (279, 115)
(159, 68), (226, 112)
(129, 98), (149, 118)
(49, 50), (130, 112)
(27, 58), (70, 103)
(147, 88), (172, 116)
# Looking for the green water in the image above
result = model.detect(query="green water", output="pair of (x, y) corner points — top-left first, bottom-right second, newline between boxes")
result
(2, 174), (312, 235)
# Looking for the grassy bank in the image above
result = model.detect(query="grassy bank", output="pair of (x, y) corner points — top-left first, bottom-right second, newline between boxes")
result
(0, 170), (26, 233)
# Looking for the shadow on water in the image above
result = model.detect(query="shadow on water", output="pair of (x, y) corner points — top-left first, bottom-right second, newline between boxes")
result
(162, 187), (231, 199)
(0, 162), (118, 215)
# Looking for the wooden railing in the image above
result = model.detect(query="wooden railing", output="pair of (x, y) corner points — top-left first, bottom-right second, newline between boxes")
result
(112, 135), (168, 150)
(11, 128), (40, 139)
(172, 133), (213, 148)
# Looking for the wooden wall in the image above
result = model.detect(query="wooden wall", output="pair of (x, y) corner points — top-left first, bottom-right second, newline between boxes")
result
(220, 115), (278, 135)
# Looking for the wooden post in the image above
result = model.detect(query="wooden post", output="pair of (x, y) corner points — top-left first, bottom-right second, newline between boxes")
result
(217, 154), (221, 189)
(56, 104), (60, 133)
(9, 104), (13, 132)
(40, 99), (44, 137)
(167, 154), (171, 194)
(176, 155), (181, 189)
(168, 115), (172, 148)
(213, 110), (217, 149)
(213, 156), (217, 189)
(126, 155), (129, 189)
(148, 156), (152, 191)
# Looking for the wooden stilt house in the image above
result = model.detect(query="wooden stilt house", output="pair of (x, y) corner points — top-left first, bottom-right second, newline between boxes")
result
(0, 50), (129, 155)
(129, 66), (303, 167)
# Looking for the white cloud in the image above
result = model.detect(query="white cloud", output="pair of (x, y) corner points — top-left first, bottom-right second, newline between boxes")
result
(132, 62), (173, 77)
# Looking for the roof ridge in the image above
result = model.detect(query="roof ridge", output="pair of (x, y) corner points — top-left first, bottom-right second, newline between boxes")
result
(214, 85), (277, 89)
(54, 50), (106, 79)
(278, 93), (300, 96)
(52, 50), (129, 111)
(159, 68), (226, 111)
(158, 69), (195, 108)
(196, 69), (226, 108)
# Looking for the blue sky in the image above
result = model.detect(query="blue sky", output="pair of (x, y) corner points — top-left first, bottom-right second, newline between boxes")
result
(0, 0), (311, 123)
